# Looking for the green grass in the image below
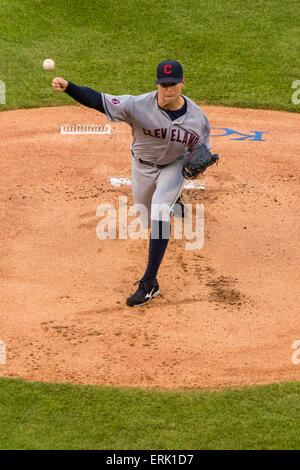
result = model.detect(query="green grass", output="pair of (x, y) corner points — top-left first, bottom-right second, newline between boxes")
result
(0, 0), (299, 112)
(0, 378), (299, 450)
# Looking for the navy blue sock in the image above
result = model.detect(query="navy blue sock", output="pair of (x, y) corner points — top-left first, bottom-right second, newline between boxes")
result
(142, 220), (170, 282)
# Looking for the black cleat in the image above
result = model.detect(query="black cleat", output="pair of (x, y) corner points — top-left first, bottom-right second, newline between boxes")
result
(173, 196), (188, 218)
(126, 279), (160, 307)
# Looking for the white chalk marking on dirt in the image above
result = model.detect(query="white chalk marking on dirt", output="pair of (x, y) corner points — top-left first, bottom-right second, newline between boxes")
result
(110, 178), (132, 187)
(183, 180), (205, 190)
(110, 177), (205, 190)
(60, 124), (111, 135)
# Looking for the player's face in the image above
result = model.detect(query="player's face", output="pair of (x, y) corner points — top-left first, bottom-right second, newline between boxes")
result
(157, 79), (185, 107)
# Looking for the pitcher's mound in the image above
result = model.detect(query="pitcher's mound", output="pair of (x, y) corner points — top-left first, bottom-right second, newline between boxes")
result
(0, 105), (299, 389)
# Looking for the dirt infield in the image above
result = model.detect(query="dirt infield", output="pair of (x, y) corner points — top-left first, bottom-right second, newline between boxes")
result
(0, 104), (299, 389)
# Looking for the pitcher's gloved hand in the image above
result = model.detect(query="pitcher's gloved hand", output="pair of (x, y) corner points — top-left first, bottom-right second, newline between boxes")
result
(182, 144), (219, 179)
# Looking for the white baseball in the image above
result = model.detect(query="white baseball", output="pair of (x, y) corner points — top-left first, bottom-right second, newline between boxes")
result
(43, 59), (55, 70)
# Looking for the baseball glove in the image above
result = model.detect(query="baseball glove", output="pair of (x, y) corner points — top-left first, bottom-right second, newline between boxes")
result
(182, 144), (219, 179)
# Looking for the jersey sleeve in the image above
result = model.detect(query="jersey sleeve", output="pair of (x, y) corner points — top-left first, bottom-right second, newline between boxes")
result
(64, 82), (105, 113)
(202, 114), (211, 150)
(193, 113), (211, 151)
(101, 93), (135, 124)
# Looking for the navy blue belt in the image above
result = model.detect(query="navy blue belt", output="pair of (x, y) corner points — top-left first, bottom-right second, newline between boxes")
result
(138, 158), (166, 169)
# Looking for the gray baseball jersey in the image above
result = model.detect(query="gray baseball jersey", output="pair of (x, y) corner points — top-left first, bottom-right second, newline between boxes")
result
(102, 91), (211, 164)
(102, 90), (211, 227)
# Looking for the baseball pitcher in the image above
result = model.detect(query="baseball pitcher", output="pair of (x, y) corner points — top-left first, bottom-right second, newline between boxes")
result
(52, 60), (216, 306)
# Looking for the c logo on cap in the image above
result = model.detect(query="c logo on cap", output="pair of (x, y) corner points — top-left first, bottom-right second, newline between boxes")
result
(164, 65), (172, 74)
